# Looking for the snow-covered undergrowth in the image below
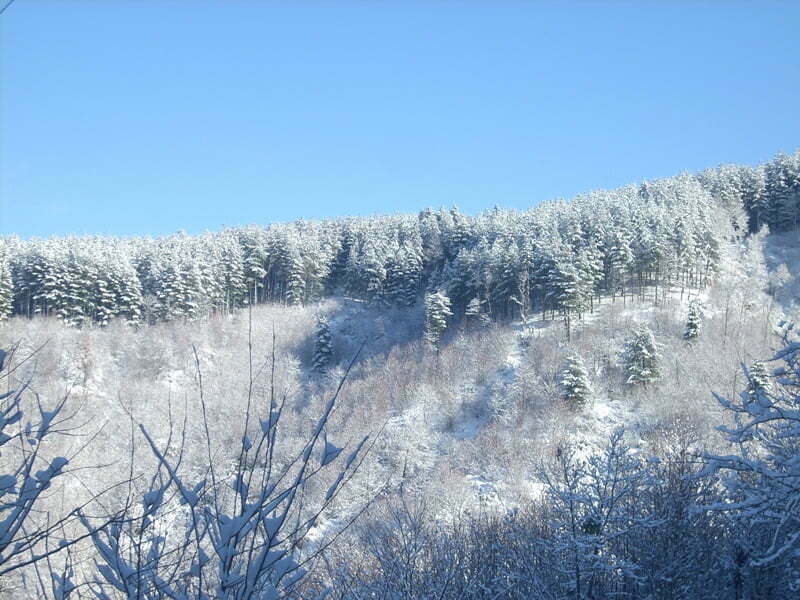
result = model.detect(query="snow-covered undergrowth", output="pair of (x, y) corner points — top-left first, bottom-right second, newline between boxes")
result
(0, 233), (798, 598)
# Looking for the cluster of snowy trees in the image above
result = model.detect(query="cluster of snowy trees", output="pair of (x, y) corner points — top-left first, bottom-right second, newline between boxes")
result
(698, 150), (800, 234)
(1, 284), (798, 598)
(3, 149), (796, 328)
(557, 322), (665, 409)
(3, 333), (799, 598)
(305, 332), (800, 599)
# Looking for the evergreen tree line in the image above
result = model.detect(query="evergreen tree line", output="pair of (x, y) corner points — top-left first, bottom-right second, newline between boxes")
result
(1, 150), (797, 327)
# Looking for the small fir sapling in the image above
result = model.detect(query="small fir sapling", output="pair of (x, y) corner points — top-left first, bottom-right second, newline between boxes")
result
(746, 360), (771, 402)
(559, 354), (593, 408)
(684, 300), (703, 340)
(312, 316), (334, 373)
(621, 324), (661, 386)
(424, 291), (453, 350)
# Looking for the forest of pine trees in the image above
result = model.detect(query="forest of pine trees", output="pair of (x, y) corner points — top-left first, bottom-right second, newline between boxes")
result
(1, 150), (798, 328)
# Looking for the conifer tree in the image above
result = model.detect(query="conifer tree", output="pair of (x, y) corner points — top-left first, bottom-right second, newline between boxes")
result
(401, 242), (422, 307)
(577, 242), (603, 311)
(741, 165), (769, 232)
(465, 297), (482, 326)
(239, 227), (269, 305)
(746, 360), (771, 402)
(93, 270), (117, 326)
(109, 254), (144, 325)
(490, 242), (522, 320)
(559, 354), (592, 408)
(445, 248), (477, 317)
(765, 152), (800, 231)
(384, 252), (408, 307)
(622, 324), (661, 386)
(312, 317), (334, 373)
(684, 300), (702, 340)
(217, 231), (248, 312)
(299, 235), (331, 304)
(361, 246), (386, 305)
(284, 247), (306, 306)
(151, 241), (204, 321)
(0, 241), (12, 321)
(606, 230), (634, 301)
(547, 254), (587, 340)
(328, 226), (355, 292)
(424, 290), (452, 350)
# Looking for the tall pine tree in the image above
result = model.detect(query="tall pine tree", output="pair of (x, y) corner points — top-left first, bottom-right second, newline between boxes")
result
(312, 317), (334, 373)
(424, 291), (452, 350)
(0, 240), (11, 321)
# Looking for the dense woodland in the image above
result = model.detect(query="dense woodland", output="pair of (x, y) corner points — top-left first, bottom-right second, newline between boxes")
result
(1, 150), (798, 328)
(0, 150), (800, 599)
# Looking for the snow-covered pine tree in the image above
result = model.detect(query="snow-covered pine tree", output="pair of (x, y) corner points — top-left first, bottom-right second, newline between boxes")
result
(697, 164), (751, 235)
(606, 230), (634, 301)
(312, 316), (334, 373)
(361, 244), (386, 305)
(746, 360), (771, 401)
(57, 249), (95, 327)
(444, 205), (471, 260)
(622, 324), (661, 386)
(577, 241), (603, 312)
(239, 226), (269, 305)
(328, 225), (355, 293)
(418, 208), (444, 274)
(109, 251), (144, 325)
(284, 247), (306, 306)
(741, 165), (768, 233)
(0, 240), (12, 321)
(670, 213), (698, 289)
(465, 296), (482, 327)
(490, 242), (522, 320)
(424, 290), (452, 350)
(401, 242), (422, 307)
(547, 252), (587, 341)
(299, 231), (331, 304)
(765, 151), (800, 232)
(216, 230), (248, 312)
(151, 238), (204, 321)
(684, 300), (702, 340)
(384, 251), (407, 308)
(29, 242), (65, 318)
(560, 354), (592, 408)
(445, 248), (477, 318)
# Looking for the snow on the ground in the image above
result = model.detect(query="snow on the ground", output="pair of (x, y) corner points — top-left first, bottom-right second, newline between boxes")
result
(454, 284), (704, 505)
(311, 278), (759, 518)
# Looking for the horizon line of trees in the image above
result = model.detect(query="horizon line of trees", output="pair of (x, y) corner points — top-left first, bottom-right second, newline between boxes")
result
(0, 150), (797, 328)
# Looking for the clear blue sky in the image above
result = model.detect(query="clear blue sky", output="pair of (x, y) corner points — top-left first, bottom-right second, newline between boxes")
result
(1, 1), (798, 238)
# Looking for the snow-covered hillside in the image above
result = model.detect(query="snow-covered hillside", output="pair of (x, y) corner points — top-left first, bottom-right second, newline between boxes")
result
(1, 228), (798, 599)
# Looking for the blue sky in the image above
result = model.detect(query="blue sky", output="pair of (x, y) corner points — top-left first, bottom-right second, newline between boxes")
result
(1, 1), (798, 238)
